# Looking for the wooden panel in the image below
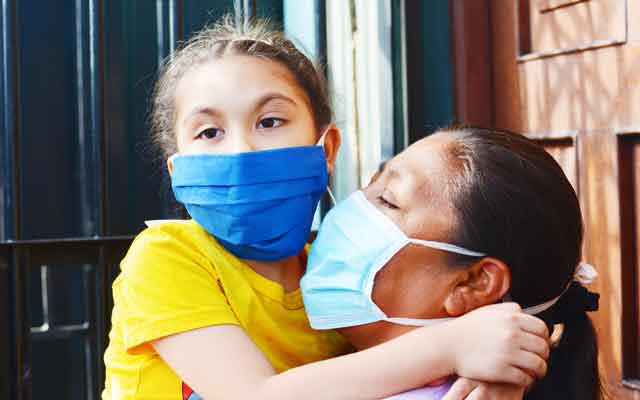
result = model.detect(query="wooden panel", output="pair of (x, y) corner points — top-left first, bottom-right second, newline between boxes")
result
(485, 0), (640, 397)
(530, 136), (579, 191)
(518, 43), (640, 133)
(526, 0), (626, 55)
(581, 132), (623, 397)
(490, 0), (523, 132)
(618, 134), (640, 386)
(451, 0), (493, 127)
(538, 0), (589, 12)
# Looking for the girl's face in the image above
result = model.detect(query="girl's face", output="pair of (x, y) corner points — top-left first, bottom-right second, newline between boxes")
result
(172, 54), (319, 155)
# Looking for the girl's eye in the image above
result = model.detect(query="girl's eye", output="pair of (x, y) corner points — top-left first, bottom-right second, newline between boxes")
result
(377, 195), (399, 210)
(257, 117), (285, 129)
(196, 127), (224, 140)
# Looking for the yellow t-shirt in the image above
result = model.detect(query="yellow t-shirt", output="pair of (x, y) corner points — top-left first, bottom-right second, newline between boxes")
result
(102, 220), (352, 400)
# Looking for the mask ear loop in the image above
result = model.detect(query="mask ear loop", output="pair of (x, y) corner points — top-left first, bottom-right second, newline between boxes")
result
(327, 187), (337, 206)
(316, 127), (337, 207)
(316, 128), (329, 146)
(505, 262), (598, 315)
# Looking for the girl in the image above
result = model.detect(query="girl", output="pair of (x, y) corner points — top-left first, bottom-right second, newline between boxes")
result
(102, 17), (550, 399)
(301, 128), (601, 399)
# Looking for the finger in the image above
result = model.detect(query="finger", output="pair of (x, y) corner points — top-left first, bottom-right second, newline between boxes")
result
(519, 332), (550, 361)
(512, 350), (547, 380)
(500, 367), (534, 387)
(516, 313), (549, 339)
(475, 384), (526, 400)
(442, 378), (478, 400)
(463, 387), (484, 400)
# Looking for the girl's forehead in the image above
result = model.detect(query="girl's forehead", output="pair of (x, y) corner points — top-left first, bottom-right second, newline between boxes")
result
(174, 55), (309, 111)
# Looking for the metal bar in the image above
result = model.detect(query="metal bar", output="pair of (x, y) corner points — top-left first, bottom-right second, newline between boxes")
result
(94, 245), (107, 398)
(0, 236), (134, 266)
(170, 0), (182, 44)
(84, 263), (97, 400)
(39, 266), (51, 329)
(0, 246), (10, 399)
(0, 236), (134, 245)
(75, 0), (94, 236)
(234, 0), (256, 29)
(0, 0), (21, 241)
(11, 247), (32, 400)
(156, 0), (167, 66)
(391, 0), (408, 153)
(243, 0), (256, 21)
(75, 0), (106, 237)
(30, 323), (89, 340)
(90, 0), (106, 238)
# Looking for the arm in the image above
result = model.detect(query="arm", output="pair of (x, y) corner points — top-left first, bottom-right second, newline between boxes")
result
(153, 303), (549, 400)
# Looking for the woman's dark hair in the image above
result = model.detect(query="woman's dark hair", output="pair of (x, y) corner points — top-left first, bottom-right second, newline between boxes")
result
(441, 127), (602, 399)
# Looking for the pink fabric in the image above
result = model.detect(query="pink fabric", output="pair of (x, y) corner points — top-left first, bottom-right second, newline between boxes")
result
(385, 382), (453, 399)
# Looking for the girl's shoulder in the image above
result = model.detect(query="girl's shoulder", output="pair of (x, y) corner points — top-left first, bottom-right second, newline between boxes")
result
(123, 219), (231, 273)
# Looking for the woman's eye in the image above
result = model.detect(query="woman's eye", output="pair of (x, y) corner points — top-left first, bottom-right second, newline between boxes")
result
(257, 117), (285, 129)
(196, 128), (223, 140)
(377, 195), (399, 210)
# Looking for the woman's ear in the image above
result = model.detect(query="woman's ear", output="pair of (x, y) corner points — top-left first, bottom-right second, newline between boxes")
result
(443, 257), (511, 317)
(321, 124), (341, 175)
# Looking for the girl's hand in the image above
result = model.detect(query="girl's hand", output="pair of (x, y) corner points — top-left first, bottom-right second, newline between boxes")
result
(446, 302), (550, 387)
(443, 378), (525, 400)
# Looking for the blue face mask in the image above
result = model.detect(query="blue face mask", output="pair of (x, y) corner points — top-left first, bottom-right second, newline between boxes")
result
(300, 190), (487, 329)
(170, 143), (328, 261)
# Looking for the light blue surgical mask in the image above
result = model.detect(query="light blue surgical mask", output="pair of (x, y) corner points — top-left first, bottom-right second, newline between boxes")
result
(300, 190), (485, 329)
(301, 190), (586, 330)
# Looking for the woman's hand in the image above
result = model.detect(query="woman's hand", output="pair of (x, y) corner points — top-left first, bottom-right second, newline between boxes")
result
(443, 378), (525, 400)
(445, 302), (550, 387)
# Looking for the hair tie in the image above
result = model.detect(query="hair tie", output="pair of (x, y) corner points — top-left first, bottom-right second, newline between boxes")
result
(574, 262), (598, 285)
(551, 262), (600, 323)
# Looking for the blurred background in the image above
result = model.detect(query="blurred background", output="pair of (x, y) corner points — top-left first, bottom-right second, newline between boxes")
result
(1, 0), (639, 398)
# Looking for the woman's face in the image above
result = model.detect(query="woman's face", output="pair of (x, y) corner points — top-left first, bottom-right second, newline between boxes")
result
(172, 54), (318, 155)
(339, 134), (468, 349)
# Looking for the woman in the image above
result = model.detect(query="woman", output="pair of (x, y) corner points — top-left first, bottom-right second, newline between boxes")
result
(302, 127), (602, 399)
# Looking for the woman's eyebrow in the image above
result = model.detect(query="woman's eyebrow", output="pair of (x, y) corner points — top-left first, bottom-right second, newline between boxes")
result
(381, 162), (401, 180)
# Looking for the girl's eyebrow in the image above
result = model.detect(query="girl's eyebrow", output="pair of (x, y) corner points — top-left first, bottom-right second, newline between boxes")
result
(181, 93), (298, 125)
(253, 93), (298, 109)
(182, 106), (222, 125)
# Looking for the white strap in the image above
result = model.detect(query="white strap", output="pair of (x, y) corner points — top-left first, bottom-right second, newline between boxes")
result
(385, 316), (453, 326)
(408, 239), (486, 257)
(327, 187), (337, 206)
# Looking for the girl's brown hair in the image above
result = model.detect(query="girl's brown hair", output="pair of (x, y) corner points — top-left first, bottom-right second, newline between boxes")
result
(151, 15), (332, 158)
